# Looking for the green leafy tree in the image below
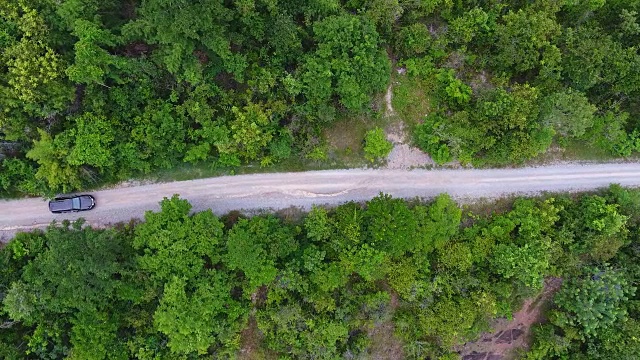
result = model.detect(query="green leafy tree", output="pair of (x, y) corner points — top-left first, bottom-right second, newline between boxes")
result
(580, 195), (629, 262)
(2, 221), (126, 318)
(394, 23), (432, 57)
(304, 205), (332, 242)
(386, 255), (429, 301)
(301, 14), (390, 112)
(227, 102), (275, 162)
(494, 7), (561, 73)
(66, 112), (116, 170)
(0, 158), (43, 195)
(539, 89), (597, 138)
(363, 193), (418, 257)
(153, 274), (242, 355)
(585, 110), (637, 156)
(26, 128), (82, 194)
(471, 84), (553, 164)
(488, 198), (561, 288)
(66, 19), (122, 85)
(492, 239), (552, 289)
(560, 25), (640, 95)
(553, 266), (635, 337)
(414, 113), (453, 165)
(0, 4), (73, 140)
(413, 194), (461, 253)
(133, 195), (224, 283)
(68, 308), (127, 360)
(438, 241), (473, 272)
(179, 84), (229, 163)
(2, 221), (130, 359)
(447, 7), (490, 45)
(122, 0), (246, 83)
(129, 100), (187, 169)
(414, 293), (496, 347)
(436, 69), (472, 107)
(226, 216), (298, 293)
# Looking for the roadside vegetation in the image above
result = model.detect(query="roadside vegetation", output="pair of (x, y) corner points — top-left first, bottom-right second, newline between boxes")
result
(3, 1), (640, 197)
(1, 185), (639, 359)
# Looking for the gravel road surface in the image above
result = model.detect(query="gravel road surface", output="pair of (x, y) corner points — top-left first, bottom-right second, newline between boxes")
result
(1, 163), (640, 241)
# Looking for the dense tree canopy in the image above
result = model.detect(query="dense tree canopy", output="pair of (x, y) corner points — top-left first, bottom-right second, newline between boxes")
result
(0, 0), (393, 196)
(2, 187), (639, 358)
(3, 0), (640, 196)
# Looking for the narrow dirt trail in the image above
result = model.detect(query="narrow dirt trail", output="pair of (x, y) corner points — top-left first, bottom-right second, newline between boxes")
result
(383, 78), (435, 169)
(2, 163), (640, 241)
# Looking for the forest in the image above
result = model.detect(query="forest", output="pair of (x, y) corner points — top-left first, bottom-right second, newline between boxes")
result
(1, 186), (639, 359)
(2, 0), (640, 196)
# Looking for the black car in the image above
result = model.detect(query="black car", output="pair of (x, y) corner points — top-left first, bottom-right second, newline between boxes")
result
(48, 195), (96, 213)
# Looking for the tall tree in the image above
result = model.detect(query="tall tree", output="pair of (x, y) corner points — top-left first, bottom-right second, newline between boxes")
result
(133, 195), (225, 283)
(539, 89), (597, 139)
(122, 0), (246, 83)
(301, 14), (390, 113)
(494, 7), (561, 73)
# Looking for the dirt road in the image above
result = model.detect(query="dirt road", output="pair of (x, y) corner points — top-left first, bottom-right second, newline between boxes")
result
(1, 163), (639, 240)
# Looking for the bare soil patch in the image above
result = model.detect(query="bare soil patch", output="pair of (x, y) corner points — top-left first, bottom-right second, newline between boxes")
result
(385, 83), (396, 117)
(238, 316), (277, 360)
(367, 321), (405, 360)
(385, 114), (435, 169)
(456, 277), (563, 360)
(366, 291), (405, 360)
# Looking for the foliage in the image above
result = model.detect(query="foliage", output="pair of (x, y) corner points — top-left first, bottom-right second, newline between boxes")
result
(363, 127), (393, 162)
(3, 0), (640, 197)
(301, 14), (390, 113)
(133, 195), (224, 283)
(153, 274), (242, 355)
(436, 69), (472, 107)
(539, 89), (597, 139)
(553, 266), (634, 337)
(493, 7), (561, 73)
(433, 84), (554, 165)
(2, 189), (640, 358)
(395, 23), (432, 57)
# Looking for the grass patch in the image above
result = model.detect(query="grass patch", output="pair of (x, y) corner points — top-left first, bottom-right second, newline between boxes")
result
(323, 110), (388, 167)
(526, 140), (640, 166)
(141, 156), (341, 183)
(392, 73), (436, 131)
(562, 140), (628, 161)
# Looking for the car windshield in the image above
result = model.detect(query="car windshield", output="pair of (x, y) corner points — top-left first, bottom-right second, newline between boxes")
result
(72, 197), (81, 210)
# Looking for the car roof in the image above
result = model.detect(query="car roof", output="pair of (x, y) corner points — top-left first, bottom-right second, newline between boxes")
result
(49, 198), (72, 211)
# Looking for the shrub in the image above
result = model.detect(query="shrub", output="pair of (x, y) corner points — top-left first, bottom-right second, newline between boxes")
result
(363, 127), (393, 162)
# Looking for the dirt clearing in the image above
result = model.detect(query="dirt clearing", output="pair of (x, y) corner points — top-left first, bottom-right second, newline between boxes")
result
(365, 289), (405, 360)
(456, 278), (563, 360)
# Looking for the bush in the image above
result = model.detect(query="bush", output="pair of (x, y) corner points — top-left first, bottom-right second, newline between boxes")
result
(395, 23), (432, 57)
(414, 114), (453, 164)
(363, 127), (393, 162)
(436, 69), (472, 107)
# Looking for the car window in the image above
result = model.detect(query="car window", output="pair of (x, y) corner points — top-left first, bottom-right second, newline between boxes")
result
(72, 197), (81, 210)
